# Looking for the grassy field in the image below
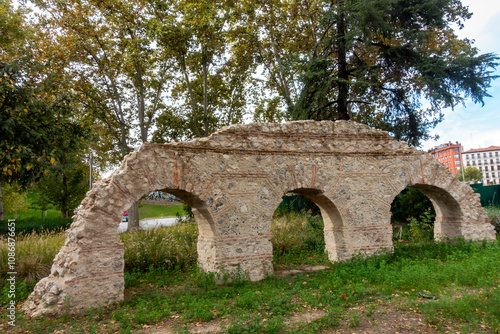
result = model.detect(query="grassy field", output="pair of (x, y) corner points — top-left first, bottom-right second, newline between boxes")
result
(138, 203), (186, 219)
(3, 203), (185, 222)
(0, 212), (499, 333)
(2, 208), (62, 221)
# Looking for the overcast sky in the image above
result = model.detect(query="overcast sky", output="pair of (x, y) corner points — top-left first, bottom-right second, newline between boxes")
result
(421, 0), (500, 151)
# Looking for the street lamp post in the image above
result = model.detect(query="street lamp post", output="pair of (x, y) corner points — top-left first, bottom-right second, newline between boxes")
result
(82, 151), (93, 191)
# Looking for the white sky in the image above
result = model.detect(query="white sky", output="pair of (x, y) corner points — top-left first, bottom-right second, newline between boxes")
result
(421, 0), (500, 151)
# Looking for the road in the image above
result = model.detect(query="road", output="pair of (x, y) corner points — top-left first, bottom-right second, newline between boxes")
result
(117, 217), (185, 233)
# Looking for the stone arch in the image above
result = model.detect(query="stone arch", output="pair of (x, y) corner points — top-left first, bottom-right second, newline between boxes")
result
(274, 188), (345, 262)
(24, 147), (217, 316)
(409, 184), (463, 240)
(388, 153), (495, 242)
(24, 120), (495, 316)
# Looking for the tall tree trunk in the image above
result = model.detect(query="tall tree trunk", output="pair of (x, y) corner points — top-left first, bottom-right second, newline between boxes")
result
(202, 47), (209, 136)
(180, 55), (202, 137)
(336, 1), (350, 120)
(0, 182), (4, 221)
(127, 201), (140, 231)
(135, 62), (148, 143)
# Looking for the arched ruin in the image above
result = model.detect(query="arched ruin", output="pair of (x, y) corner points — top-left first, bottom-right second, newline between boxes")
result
(24, 120), (495, 316)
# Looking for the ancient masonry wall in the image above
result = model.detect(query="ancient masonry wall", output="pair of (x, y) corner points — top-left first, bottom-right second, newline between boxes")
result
(23, 120), (496, 316)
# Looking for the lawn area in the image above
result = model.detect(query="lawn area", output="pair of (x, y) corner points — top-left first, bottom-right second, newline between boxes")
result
(138, 203), (186, 219)
(0, 212), (499, 334)
(3, 208), (62, 221)
(3, 203), (185, 222)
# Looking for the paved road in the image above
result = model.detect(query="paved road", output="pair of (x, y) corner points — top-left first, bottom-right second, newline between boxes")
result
(117, 217), (185, 233)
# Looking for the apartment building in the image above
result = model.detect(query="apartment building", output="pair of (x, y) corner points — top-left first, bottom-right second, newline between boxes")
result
(462, 146), (500, 185)
(430, 142), (463, 175)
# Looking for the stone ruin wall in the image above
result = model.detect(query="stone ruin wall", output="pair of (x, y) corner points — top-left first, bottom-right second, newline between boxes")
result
(23, 120), (496, 316)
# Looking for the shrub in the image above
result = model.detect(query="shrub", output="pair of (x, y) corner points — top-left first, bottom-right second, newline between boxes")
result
(0, 217), (72, 236)
(271, 212), (325, 256)
(121, 221), (198, 272)
(0, 231), (65, 284)
(485, 206), (500, 236)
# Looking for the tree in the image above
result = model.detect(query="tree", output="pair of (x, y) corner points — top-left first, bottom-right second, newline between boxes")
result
(391, 187), (435, 225)
(31, 0), (177, 229)
(1, 182), (29, 219)
(0, 0), (28, 61)
(1, 58), (93, 187)
(458, 166), (483, 183)
(36, 161), (89, 219)
(150, 0), (256, 142)
(290, 0), (498, 146)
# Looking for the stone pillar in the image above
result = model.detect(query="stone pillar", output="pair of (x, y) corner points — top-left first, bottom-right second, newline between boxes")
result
(24, 223), (125, 316)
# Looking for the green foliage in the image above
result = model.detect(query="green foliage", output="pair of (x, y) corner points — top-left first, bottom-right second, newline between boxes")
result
(417, 287), (500, 333)
(0, 0), (27, 59)
(138, 203), (186, 219)
(2, 223), (500, 333)
(291, 0), (499, 146)
(1, 182), (28, 218)
(120, 222), (199, 272)
(0, 217), (72, 236)
(0, 58), (93, 187)
(458, 166), (483, 182)
(407, 209), (434, 241)
(391, 187), (436, 224)
(35, 161), (89, 218)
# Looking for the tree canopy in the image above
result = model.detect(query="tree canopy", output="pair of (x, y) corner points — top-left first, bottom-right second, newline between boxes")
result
(458, 166), (483, 183)
(289, 0), (498, 146)
(0, 58), (93, 187)
(10, 0), (500, 156)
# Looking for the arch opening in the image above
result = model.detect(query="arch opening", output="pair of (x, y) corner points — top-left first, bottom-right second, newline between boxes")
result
(117, 189), (216, 273)
(270, 188), (344, 267)
(390, 184), (464, 242)
(390, 187), (436, 242)
(411, 184), (464, 240)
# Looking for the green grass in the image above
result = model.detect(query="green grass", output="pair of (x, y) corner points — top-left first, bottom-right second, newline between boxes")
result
(138, 203), (186, 219)
(1, 212), (499, 333)
(2, 208), (62, 221)
(0, 217), (72, 236)
(3, 237), (498, 333)
(417, 287), (500, 332)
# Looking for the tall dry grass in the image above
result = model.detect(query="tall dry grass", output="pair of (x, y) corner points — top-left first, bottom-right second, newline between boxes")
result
(271, 212), (325, 256)
(0, 231), (66, 284)
(0, 212), (325, 285)
(120, 221), (199, 272)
